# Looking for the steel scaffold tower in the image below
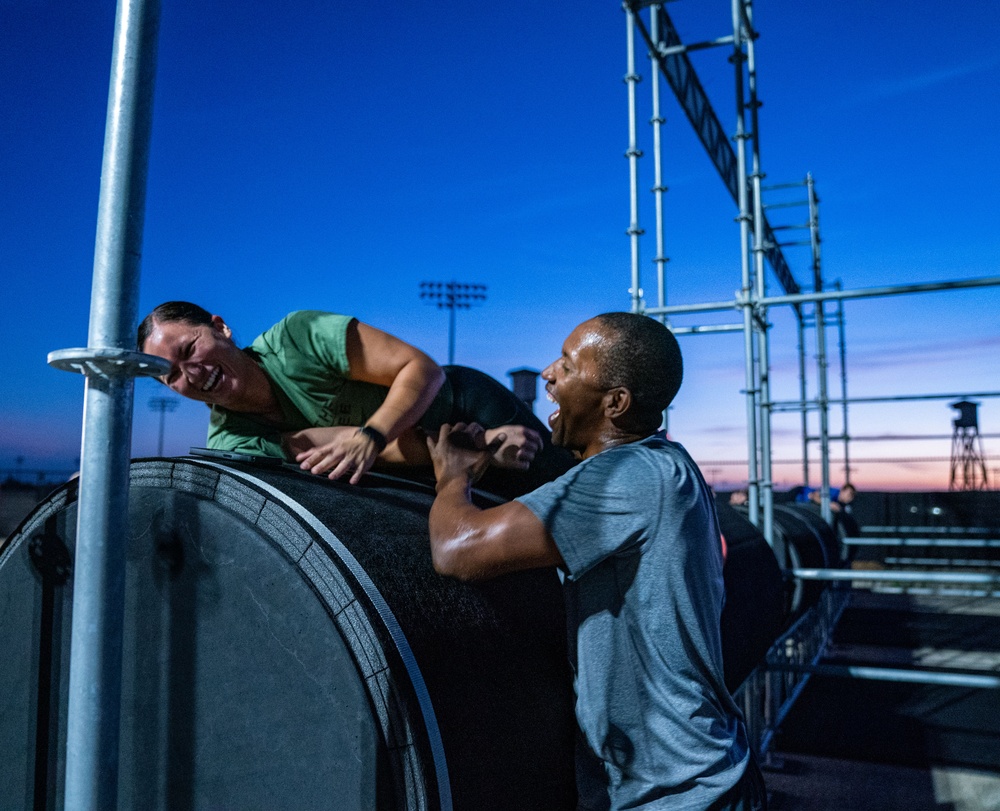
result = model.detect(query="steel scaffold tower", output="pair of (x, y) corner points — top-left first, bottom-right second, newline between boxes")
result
(621, 3), (1000, 761)
(621, 0), (1000, 539)
(624, 0), (800, 553)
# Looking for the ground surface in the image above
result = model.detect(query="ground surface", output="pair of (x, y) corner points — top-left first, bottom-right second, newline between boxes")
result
(763, 592), (1000, 810)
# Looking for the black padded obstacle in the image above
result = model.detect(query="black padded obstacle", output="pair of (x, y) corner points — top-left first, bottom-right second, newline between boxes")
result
(722, 501), (842, 619)
(0, 458), (576, 811)
(714, 504), (786, 692)
(777, 503), (842, 567)
(773, 504), (844, 616)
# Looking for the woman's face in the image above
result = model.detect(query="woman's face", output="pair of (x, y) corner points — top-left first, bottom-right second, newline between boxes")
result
(143, 315), (262, 411)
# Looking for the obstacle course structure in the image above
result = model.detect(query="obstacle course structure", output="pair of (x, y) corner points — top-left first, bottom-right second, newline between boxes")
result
(3, 456), (808, 809)
(621, 0), (1000, 762)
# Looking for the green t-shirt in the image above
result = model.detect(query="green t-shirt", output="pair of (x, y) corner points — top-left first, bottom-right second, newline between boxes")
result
(207, 311), (390, 458)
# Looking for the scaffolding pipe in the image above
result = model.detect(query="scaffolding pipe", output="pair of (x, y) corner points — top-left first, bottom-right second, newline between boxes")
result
(806, 175), (833, 522)
(658, 35), (735, 57)
(793, 568), (1000, 585)
(834, 283), (851, 483)
(649, 5), (668, 322)
(648, 5), (671, 433)
(672, 322), (746, 335)
(625, 8), (644, 314)
(45, 1), (165, 808)
(626, 2), (800, 297)
(643, 274), (1000, 315)
(844, 538), (1000, 548)
(803, 432), (1000, 442)
(770, 663), (1000, 690)
(796, 312), (810, 488)
(885, 556), (1000, 568)
(861, 525), (998, 535)
(771, 391), (1000, 408)
(759, 275), (1000, 308)
(743, 0), (777, 543)
(729, 0), (763, 538)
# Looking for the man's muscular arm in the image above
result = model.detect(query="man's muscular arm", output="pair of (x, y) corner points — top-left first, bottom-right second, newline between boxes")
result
(426, 423), (563, 581)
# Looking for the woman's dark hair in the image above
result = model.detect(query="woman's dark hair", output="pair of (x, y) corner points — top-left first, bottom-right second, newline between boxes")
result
(592, 312), (684, 431)
(137, 301), (213, 350)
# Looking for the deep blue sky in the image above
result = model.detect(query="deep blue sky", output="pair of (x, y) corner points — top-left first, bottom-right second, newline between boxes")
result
(3, 0), (999, 489)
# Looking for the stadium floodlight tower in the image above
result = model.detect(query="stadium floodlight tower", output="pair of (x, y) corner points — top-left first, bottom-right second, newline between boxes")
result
(419, 281), (487, 365)
(149, 394), (179, 455)
(949, 400), (989, 490)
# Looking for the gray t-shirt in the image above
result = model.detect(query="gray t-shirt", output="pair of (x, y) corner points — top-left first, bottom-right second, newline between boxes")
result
(517, 436), (749, 810)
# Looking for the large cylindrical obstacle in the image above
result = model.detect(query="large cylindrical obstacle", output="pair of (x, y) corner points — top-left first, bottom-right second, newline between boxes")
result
(776, 503), (842, 568)
(0, 458), (576, 811)
(714, 504), (786, 692)
(722, 501), (843, 620)
(772, 504), (841, 616)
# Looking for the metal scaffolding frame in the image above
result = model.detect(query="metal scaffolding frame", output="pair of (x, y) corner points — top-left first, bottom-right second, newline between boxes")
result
(624, 0), (1000, 758)
(624, 0), (791, 550)
(623, 0), (1000, 549)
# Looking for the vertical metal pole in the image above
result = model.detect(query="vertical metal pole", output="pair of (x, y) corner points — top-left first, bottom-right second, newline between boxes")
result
(835, 282), (851, 484)
(64, 1), (161, 808)
(649, 4), (668, 320)
(731, 0), (761, 528)
(625, 6), (644, 313)
(448, 291), (456, 365)
(807, 173), (832, 522)
(648, 4), (671, 433)
(157, 407), (166, 455)
(814, 306), (832, 524)
(796, 311), (810, 487)
(743, 0), (774, 545)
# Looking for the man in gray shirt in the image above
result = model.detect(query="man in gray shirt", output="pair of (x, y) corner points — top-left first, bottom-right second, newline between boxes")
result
(426, 312), (765, 809)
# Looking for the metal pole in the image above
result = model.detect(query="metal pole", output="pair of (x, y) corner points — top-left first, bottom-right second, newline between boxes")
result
(419, 281), (486, 365)
(48, 1), (164, 808)
(770, 662), (1000, 690)
(648, 4), (672, 434)
(834, 282), (851, 484)
(793, 568), (1000, 585)
(149, 395), (178, 456)
(804, 173), (833, 522)
(743, 0), (776, 545)
(649, 4), (668, 323)
(625, 5), (644, 313)
(448, 298), (456, 365)
(796, 312), (810, 487)
(844, 537), (1000, 548)
(644, 274), (1000, 316)
(758, 275), (1000, 308)
(730, 0), (761, 533)
(773, 391), (1000, 407)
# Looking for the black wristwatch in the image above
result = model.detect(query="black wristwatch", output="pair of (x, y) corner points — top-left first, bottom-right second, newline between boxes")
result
(357, 424), (387, 453)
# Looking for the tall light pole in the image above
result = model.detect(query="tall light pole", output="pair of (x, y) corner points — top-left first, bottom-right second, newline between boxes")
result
(149, 395), (178, 455)
(419, 281), (487, 364)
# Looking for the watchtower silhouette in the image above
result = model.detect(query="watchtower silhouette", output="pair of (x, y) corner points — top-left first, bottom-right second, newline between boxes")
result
(949, 400), (988, 490)
(507, 367), (540, 412)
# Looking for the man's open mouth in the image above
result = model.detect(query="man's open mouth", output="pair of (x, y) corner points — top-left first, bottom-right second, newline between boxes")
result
(546, 389), (559, 425)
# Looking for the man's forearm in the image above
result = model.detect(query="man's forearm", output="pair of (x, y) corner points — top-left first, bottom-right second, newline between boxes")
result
(428, 473), (481, 579)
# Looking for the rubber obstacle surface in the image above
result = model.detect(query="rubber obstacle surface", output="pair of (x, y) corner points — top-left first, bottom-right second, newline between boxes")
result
(715, 504), (786, 691)
(0, 458), (576, 811)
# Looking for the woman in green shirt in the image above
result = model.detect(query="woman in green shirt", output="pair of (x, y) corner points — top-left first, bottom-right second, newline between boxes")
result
(138, 301), (573, 495)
